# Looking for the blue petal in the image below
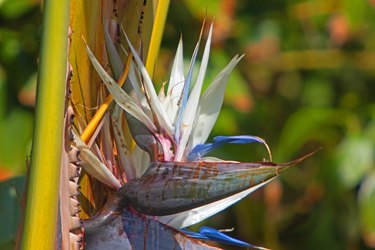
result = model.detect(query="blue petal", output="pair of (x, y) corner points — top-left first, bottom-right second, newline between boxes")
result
(188, 135), (266, 161)
(181, 226), (265, 249)
(180, 228), (209, 240)
(187, 143), (213, 161)
(213, 135), (265, 144)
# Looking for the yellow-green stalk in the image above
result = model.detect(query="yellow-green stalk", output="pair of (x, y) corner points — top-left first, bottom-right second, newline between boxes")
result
(146, 0), (170, 77)
(21, 0), (69, 249)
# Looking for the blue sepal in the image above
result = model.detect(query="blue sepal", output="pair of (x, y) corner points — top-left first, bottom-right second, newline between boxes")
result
(181, 226), (265, 249)
(188, 135), (265, 161)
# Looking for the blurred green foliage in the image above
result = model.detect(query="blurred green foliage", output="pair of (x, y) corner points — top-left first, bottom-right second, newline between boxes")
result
(0, 176), (25, 249)
(0, 0), (39, 176)
(1, 0), (375, 249)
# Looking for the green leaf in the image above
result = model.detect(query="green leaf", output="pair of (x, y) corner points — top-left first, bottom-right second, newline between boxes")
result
(0, 109), (33, 173)
(0, 0), (37, 19)
(275, 108), (346, 160)
(336, 135), (374, 188)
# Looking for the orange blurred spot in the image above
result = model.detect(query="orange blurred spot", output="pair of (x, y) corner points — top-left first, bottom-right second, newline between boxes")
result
(329, 14), (350, 46)
(364, 232), (375, 248)
(212, 0), (236, 46)
(264, 179), (282, 209)
(229, 95), (253, 113)
(245, 37), (280, 62)
(0, 168), (16, 181)
(369, 0), (375, 8)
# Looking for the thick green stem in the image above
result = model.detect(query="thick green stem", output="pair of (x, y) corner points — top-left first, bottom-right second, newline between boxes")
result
(21, 0), (69, 249)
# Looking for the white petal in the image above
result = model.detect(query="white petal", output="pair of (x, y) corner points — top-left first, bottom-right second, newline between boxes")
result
(157, 178), (273, 228)
(174, 31), (203, 144)
(174, 23), (213, 161)
(189, 55), (244, 149)
(111, 105), (136, 180)
(158, 81), (167, 102)
(73, 130), (121, 189)
(164, 38), (185, 123)
(119, 44), (150, 113)
(85, 43), (157, 133)
(123, 33), (174, 138)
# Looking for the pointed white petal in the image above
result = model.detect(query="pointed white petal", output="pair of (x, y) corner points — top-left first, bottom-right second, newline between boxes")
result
(123, 33), (174, 138)
(174, 23), (213, 161)
(164, 38), (185, 123)
(174, 32), (202, 144)
(73, 130), (121, 189)
(158, 81), (167, 102)
(85, 43), (157, 133)
(112, 105), (136, 180)
(103, 37), (151, 119)
(119, 44), (150, 112)
(79, 148), (122, 189)
(189, 55), (244, 149)
(157, 178), (273, 228)
(128, 63), (147, 106)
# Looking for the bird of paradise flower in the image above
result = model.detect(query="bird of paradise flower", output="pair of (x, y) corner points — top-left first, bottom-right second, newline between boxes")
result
(73, 22), (314, 249)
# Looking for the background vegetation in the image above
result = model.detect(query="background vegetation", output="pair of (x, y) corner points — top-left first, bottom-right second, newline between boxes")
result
(1, 0), (374, 249)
